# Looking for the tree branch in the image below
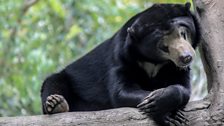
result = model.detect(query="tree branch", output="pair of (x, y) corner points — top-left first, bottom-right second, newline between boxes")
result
(10, 0), (39, 41)
(0, 103), (213, 126)
(0, 108), (155, 126)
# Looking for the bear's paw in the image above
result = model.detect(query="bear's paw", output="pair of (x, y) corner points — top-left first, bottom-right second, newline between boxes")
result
(45, 94), (69, 114)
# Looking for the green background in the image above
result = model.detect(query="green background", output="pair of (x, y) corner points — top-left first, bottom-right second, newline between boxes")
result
(0, 0), (206, 116)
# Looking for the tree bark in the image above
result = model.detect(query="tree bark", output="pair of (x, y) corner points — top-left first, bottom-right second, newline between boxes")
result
(185, 0), (224, 125)
(1, 0), (224, 125)
(0, 108), (155, 126)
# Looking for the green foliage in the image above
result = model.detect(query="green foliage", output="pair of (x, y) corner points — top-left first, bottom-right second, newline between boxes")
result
(0, 0), (205, 116)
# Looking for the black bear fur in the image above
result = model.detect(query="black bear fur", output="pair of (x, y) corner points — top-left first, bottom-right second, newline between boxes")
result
(41, 3), (200, 126)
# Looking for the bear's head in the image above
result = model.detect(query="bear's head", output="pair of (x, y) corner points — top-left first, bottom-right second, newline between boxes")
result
(126, 3), (200, 68)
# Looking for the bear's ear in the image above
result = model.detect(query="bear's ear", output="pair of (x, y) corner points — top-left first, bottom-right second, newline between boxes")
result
(127, 27), (135, 35)
(127, 26), (137, 39)
(185, 2), (191, 10)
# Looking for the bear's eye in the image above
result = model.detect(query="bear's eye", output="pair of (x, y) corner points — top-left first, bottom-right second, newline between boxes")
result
(181, 31), (187, 40)
(160, 44), (169, 53)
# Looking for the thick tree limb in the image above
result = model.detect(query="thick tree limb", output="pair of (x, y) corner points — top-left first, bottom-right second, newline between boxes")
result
(0, 103), (213, 126)
(0, 108), (155, 126)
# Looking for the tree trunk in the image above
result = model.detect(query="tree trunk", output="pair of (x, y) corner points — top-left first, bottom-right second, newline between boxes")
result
(1, 0), (224, 125)
(184, 0), (224, 125)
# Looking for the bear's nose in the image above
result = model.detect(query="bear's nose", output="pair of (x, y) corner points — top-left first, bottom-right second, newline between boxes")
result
(180, 54), (192, 65)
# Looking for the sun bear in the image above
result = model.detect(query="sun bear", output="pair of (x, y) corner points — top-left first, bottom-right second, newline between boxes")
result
(41, 3), (200, 126)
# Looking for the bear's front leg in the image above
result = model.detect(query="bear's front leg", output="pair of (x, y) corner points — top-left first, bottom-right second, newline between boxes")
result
(137, 85), (190, 126)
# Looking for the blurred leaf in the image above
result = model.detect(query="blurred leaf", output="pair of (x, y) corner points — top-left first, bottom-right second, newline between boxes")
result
(65, 24), (82, 41)
(48, 0), (65, 18)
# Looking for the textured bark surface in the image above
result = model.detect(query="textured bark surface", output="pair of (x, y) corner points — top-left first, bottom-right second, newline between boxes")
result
(1, 0), (224, 125)
(0, 108), (154, 126)
(187, 0), (224, 125)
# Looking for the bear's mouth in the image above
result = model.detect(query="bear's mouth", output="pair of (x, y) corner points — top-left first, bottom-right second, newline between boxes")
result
(168, 50), (194, 69)
(175, 60), (192, 68)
